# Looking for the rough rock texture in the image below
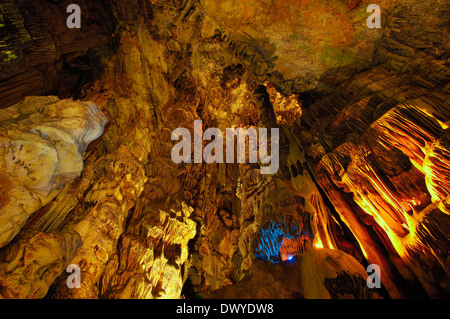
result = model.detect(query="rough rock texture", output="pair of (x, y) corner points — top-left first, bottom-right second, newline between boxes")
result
(0, 228), (81, 298)
(206, 258), (304, 299)
(299, 247), (373, 299)
(99, 200), (196, 299)
(200, 0), (384, 92)
(293, 0), (450, 297)
(208, 247), (378, 299)
(0, 0), (449, 299)
(45, 146), (147, 298)
(0, 96), (107, 248)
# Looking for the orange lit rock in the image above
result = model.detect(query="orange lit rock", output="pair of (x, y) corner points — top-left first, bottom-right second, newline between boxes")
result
(279, 236), (311, 261)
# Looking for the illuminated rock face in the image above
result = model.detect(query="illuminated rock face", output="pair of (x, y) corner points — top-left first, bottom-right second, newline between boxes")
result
(200, 0), (383, 91)
(0, 229), (82, 298)
(0, 96), (107, 248)
(0, 0), (449, 299)
(208, 247), (378, 299)
(296, 15), (450, 294)
(0, 0), (116, 108)
(299, 247), (375, 299)
(291, 0), (449, 298)
(98, 201), (196, 299)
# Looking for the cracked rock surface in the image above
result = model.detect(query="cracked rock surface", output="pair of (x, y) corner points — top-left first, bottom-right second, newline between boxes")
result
(0, 0), (448, 299)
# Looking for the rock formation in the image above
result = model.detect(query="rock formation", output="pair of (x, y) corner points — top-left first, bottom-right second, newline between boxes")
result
(0, 96), (107, 248)
(208, 247), (380, 299)
(0, 0), (448, 299)
(0, 229), (81, 298)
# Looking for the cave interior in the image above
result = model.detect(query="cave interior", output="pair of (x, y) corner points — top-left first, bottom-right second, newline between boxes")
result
(0, 0), (449, 299)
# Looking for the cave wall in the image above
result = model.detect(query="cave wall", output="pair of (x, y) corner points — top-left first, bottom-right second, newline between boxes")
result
(0, 0), (448, 299)
(0, 0), (117, 108)
(294, 0), (450, 297)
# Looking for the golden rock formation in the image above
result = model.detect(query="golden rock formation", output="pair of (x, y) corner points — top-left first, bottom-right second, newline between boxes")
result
(0, 229), (81, 298)
(0, 0), (448, 300)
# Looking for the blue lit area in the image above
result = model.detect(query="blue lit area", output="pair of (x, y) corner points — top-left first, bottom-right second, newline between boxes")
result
(254, 218), (312, 263)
